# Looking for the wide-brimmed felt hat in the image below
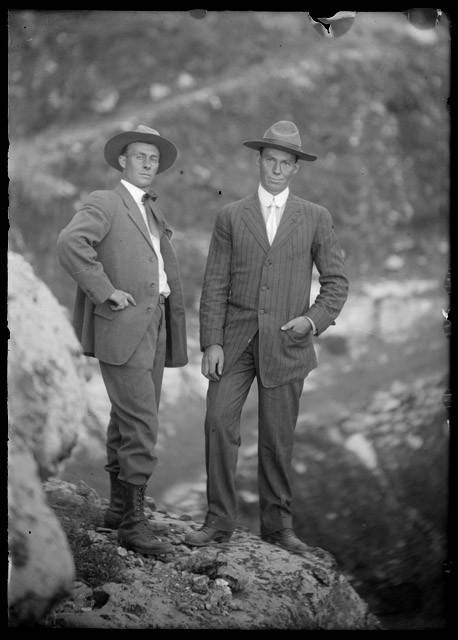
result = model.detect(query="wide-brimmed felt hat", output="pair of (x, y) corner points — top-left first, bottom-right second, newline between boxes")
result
(243, 120), (317, 161)
(104, 124), (178, 174)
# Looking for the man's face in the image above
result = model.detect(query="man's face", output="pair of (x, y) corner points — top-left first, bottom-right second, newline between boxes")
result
(258, 147), (299, 195)
(118, 142), (160, 189)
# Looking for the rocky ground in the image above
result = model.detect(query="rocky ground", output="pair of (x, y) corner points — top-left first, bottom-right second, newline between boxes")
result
(37, 479), (380, 630)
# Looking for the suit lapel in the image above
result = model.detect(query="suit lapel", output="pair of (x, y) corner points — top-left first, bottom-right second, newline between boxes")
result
(270, 195), (302, 252)
(114, 183), (154, 249)
(144, 198), (169, 238)
(242, 194), (270, 253)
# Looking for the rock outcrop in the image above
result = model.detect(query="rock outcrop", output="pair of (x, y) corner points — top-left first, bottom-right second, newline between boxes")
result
(8, 251), (87, 476)
(240, 374), (449, 623)
(8, 251), (88, 624)
(41, 479), (380, 630)
(163, 372), (448, 625)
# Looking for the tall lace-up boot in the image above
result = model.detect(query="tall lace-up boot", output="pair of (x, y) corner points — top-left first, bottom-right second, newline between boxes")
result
(103, 472), (126, 529)
(117, 482), (173, 556)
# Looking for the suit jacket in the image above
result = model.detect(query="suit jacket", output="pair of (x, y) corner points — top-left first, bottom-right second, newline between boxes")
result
(200, 192), (349, 387)
(57, 182), (188, 367)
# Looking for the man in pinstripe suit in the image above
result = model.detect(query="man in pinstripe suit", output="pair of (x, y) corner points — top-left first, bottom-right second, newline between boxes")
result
(185, 121), (349, 554)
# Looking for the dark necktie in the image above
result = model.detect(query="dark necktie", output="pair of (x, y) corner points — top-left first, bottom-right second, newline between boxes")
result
(141, 193), (160, 237)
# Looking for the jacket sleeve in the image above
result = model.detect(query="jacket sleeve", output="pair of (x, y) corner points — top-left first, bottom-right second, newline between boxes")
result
(305, 207), (349, 336)
(56, 192), (116, 305)
(199, 207), (232, 351)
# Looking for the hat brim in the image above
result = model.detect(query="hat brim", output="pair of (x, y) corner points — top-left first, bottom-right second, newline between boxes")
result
(243, 139), (317, 162)
(104, 131), (178, 174)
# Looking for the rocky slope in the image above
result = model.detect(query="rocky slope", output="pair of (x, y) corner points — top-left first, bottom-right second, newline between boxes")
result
(40, 479), (380, 630)
(8, 12), (449, 312)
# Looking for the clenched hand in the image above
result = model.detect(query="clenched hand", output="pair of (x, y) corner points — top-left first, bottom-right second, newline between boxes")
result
(202, 344), (224, 381)
(281, 316), (313, 335)
(108, 289), (137, 311)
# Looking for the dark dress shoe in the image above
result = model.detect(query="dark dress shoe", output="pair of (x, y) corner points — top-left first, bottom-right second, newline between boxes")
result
(185, 525), (232, 546)
(261, 528), (313, 555)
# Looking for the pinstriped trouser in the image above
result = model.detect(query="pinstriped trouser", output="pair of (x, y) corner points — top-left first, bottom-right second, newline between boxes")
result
(99, 299), (166, 486)
(204, 331), (304, 535)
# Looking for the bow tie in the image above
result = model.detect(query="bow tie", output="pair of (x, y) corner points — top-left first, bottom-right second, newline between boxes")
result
(142, 191), (157, 203)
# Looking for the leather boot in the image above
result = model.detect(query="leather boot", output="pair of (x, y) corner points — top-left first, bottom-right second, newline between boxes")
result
(103, 472), (126, 529)
(118, 482), (173, 556)
(261, 528), (316, 555)
(185, 524), (233, 547)
(104, 473), (167, 532)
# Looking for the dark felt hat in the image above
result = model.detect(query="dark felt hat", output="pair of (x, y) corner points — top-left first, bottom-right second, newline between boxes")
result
(243, 120), (317, 161)
(104, 124), (178, 174)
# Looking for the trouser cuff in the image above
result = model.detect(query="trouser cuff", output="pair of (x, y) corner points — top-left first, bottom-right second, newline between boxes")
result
(260, 515), (293, 537)
(205, 514), (235, 532)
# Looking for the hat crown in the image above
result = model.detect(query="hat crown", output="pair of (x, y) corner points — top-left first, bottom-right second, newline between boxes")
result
(104, 123), (177, 173)
(263, 120), (301, 149)
(133, 124), (160, 136)
(242, 120), (316, 161)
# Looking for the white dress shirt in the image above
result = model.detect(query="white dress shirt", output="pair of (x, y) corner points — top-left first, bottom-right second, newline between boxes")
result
(257, 183), (317, 336)
(121, 179), (170, 297)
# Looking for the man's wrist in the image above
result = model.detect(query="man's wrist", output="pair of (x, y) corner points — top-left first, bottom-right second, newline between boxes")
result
(104, 288), (117, 303)
(303, 315), (317, 335)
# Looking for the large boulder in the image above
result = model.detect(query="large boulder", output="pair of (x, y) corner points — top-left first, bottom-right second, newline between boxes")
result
(8, 443), (75, 624)
(41, 479), (380, 630)
(8, 251), (87, 477)
(8, 251), (88, 624)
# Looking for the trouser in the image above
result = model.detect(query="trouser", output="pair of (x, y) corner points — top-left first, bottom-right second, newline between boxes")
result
(204, 331), (304, 535)
(99, 298), (166, 485)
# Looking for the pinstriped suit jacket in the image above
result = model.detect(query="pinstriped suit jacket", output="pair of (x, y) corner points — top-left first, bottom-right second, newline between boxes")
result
(200, 192), (349, 387)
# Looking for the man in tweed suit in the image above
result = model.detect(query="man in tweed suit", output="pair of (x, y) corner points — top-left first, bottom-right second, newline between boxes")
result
(185, 121), (349, 553)
(57, 125), (188, 557)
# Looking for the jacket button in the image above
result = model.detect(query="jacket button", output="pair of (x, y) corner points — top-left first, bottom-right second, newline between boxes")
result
(150, 283), (155, 287)
(146, 306), (153, 312)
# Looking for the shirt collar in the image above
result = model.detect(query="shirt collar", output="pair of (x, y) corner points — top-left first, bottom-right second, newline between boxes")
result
(258, 183), (289, 208)
(121, 179), (148, 205)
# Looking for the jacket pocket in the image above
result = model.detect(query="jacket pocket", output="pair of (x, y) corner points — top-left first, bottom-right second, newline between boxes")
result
(93, 302), (117, 320)
(284, 328), (312, 343)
